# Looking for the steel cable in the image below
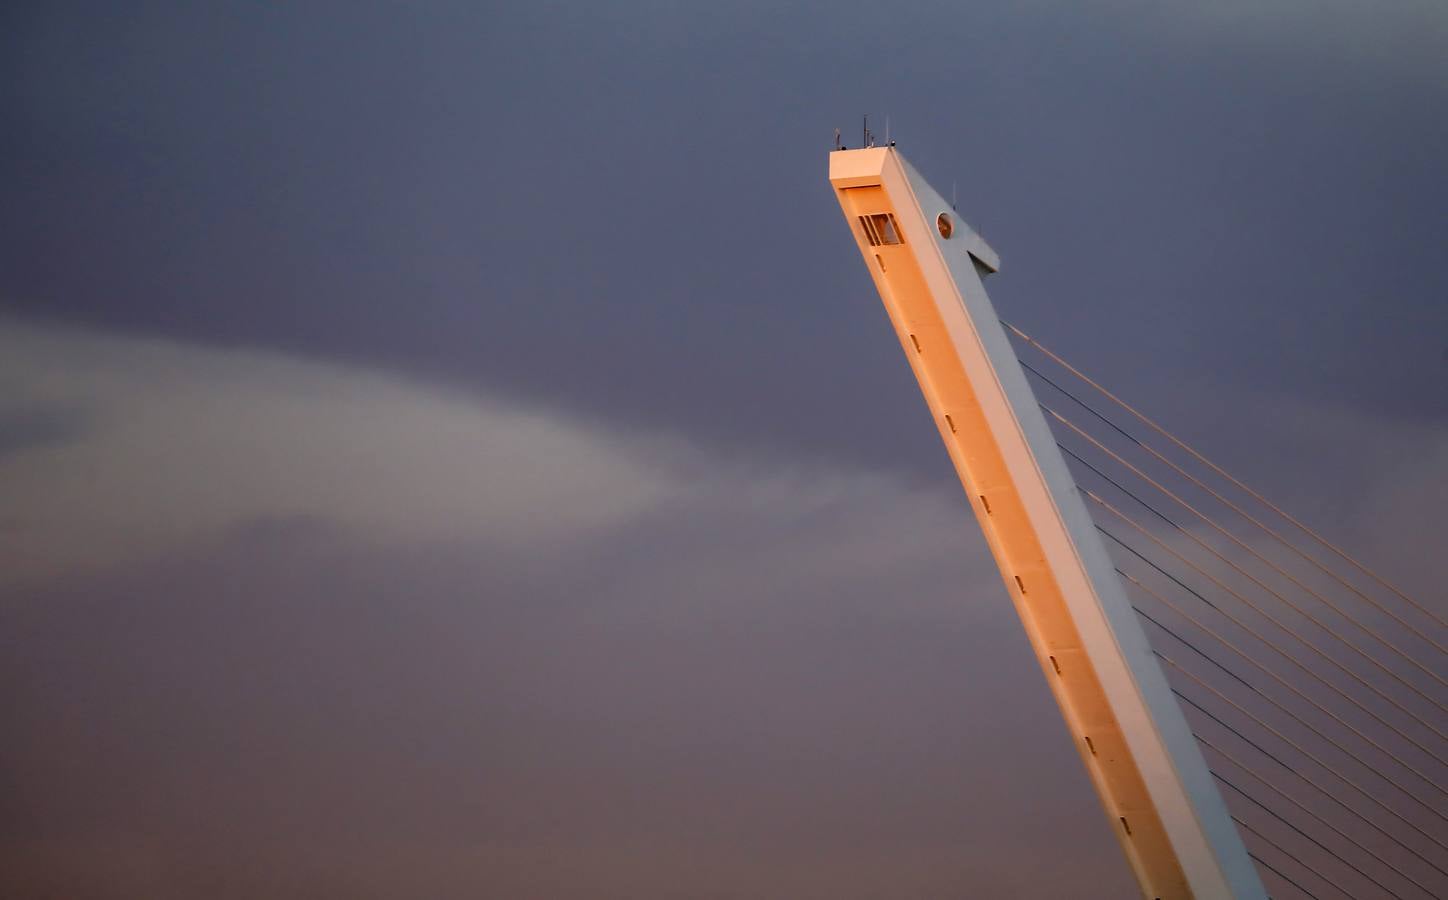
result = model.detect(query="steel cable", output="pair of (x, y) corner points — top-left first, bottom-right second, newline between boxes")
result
(1132, 594), (1447, 813)
(1159, 652), (1448, 851)
(1104, 523), (1447, 765)
(1079, 452), (1448, 752)
(1019, 356), (1448, 662)
(1214, 769), (1408, 900)
(1250, 850), (1322, 900)
(1001, 318), (1444, 630)
(1236, 816), (1341, 899)
(1173, 688), (1448, 881)
(1200, 734), (1443, 896)
(1110, 522), (1448, 791)
(1046, 401), (1448, 713)
(1127, 579), (1439, 892)
(994, 320), (1448, 890)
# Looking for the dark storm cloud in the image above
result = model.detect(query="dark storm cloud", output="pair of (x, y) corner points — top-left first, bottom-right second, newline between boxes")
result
(2, 312), (1438, 897)
(0, 323), (1138, 896)
(0, 405), (88, 459)
(4, 2), (1445, 486)
(3, 2), (1446, 897)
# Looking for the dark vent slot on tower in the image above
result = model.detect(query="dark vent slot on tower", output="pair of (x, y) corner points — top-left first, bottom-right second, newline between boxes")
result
(858, 213), (903, 246)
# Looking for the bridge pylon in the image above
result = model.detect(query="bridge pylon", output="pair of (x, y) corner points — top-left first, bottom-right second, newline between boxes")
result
(829, 146), (1267, 900)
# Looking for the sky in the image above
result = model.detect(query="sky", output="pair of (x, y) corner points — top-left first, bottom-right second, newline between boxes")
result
(2, 2), (1446, 897)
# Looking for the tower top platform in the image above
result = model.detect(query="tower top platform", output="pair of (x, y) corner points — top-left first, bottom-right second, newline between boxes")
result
(829, 147), (1000, 274)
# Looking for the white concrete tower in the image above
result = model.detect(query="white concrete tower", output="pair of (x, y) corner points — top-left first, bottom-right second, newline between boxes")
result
(828, 146), (1267, 900)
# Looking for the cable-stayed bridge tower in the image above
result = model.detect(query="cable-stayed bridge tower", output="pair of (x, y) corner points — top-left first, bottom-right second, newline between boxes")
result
(828, 145), (1447, 899)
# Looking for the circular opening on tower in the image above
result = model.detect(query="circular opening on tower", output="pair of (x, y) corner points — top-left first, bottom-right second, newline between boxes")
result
(937, 213), (954, 239)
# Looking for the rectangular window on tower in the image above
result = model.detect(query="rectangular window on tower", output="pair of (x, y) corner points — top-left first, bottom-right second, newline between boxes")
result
(858, 213), (903, 246)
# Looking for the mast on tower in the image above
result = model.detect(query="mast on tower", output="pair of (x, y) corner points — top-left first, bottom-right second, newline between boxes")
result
(828, 146), (1267, 899)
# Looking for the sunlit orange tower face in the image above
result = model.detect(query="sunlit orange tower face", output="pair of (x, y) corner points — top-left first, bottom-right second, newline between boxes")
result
(829, 146), (1266, 900)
